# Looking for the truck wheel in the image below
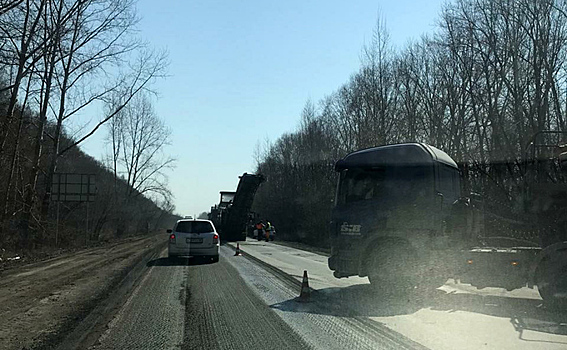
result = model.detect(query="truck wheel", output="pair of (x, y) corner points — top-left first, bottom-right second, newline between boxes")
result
(367, 245), (418, 294)
(536, 255), (567, 308)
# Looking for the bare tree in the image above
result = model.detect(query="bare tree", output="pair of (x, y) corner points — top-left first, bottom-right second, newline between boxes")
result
(4, 0), (168, 247)
(107, 92), (175, 201)
(0, 0), (49, 155)
(0, 0), (24, 15)
(18, 0), (70, 247)
(0, 0), (49, 223)
(39, 0), (167, 220)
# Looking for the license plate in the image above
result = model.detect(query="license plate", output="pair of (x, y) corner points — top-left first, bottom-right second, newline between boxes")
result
(187, 238), (203, 243)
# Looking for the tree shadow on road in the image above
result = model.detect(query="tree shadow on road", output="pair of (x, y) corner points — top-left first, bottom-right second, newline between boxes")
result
(146, 256), (218, 267)
(269, 283), (567, 340)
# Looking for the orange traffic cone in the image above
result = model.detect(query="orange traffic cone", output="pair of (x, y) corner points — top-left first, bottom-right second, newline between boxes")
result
(298, 270), (310, 301)
(234, 243), (241, 256)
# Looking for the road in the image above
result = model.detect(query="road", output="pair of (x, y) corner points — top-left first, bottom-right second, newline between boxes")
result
(233, 238), (567, 350)
(90, 248), (309, 350)
(4, 235), (566, 350)
(86, 245), (427, 350)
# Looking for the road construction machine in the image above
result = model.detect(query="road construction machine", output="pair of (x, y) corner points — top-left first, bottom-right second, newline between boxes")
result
(210, 173), (265, 242)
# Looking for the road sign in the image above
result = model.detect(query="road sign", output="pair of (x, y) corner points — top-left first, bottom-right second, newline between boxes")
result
(51, 173), (96, 202)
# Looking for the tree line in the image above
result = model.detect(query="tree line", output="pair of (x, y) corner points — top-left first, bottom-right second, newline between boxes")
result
(253, 0), (567, 247)
(0, 0), (177, 252)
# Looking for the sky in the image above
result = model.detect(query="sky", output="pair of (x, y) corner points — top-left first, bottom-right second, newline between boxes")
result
(81, 0), (446, 217)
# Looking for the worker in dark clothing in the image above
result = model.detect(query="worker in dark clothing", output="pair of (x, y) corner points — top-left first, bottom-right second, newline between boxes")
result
(255, 221), (264, 241)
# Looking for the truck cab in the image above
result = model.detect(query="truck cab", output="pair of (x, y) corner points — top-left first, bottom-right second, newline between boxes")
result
(328, 143), (461, 286)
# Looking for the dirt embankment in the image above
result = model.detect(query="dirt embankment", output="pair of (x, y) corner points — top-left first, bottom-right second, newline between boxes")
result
(0, 233), (167, 350)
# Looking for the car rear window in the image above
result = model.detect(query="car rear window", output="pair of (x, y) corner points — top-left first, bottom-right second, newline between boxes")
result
(175, 221), (214, 233)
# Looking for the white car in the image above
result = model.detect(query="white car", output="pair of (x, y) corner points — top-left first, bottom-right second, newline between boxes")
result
(167, 219), (219, 262)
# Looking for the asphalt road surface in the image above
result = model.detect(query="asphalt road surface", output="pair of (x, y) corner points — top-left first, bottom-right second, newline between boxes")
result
(182, 251), (309, 350)
(71, 236), (567, 350)
(90, 248), (308, 350)
(6, 235), (565, 350)
(232, 238), (567, 350)
(89, 245), (426, 350)
(91, 252), (187, 349)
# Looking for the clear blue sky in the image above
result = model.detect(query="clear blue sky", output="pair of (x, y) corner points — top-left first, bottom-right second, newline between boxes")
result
(82, 0), (446, 217)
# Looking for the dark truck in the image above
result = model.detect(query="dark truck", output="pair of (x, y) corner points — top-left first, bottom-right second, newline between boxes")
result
(328, 142), (567, 304)
(208, 191), (235, 234)
(213, 173), (265, 242)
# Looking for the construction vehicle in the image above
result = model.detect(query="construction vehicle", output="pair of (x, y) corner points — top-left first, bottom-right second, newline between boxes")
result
(213, 173), (265, 242)
(327, 140), (567, 304)
(246, 212), (260, 238)
(208, 205), (219, 226)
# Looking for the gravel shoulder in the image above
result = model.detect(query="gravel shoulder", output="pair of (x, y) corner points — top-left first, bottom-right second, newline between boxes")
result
(0, 233), (167, 350)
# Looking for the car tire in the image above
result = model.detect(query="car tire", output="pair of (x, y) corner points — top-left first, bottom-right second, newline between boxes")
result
(211, 255), (219, 263)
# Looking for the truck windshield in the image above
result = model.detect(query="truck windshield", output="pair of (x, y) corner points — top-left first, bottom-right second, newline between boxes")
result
(220, 192), (235, 203)
(337, 166), (432, 206)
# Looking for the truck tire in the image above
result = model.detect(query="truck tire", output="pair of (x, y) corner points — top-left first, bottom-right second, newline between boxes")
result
(536, 254), (567, 308)
(366, 245), (418, 294)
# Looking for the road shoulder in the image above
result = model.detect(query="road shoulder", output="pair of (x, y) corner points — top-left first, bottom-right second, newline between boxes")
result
(0, 234), (166, 350)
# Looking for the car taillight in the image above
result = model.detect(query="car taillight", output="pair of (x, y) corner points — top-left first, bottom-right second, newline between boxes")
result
(213, 234), (219, 243)
(169, 233), (175, 242)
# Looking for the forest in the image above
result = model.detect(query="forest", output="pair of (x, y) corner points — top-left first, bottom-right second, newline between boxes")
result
(0, 0), (178, 254)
